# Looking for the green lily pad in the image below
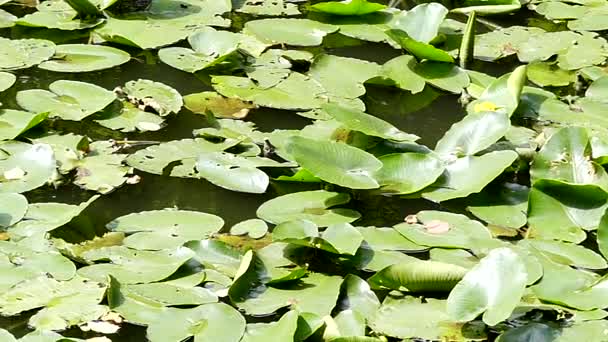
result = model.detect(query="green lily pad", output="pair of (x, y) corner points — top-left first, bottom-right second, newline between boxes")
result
(212, 72), (327, 111)
(394, 211), (492, 249)
(467, 183), (529, 229)
(273, 220), (363, 255)
(447, 247), (527, 325)
(38, 44), (131, 72)
(386, 29), (454, 63)
(243, 19), (338, 46)
(121, 79), (182, 116)
(373, 55), (426, 93)
(107, 209), (224, 250)
(323, 103), (418, 142)
(241, 309), (298, 342)
(0, 110), (48, 141)
(17, 80), (116, 121)
(520, 239), (607, 269)
(195, 152), (291, 193)
(95, 102), (165, 132)
(78, 246), (195, 284)
(256, 190), (360, 226)
(0, 72), (16, 92)
(230, 219), (268, 239)
(185, 239), (243, 278)
(0, 38), (55, 71)
(375, 152), (445, 195)
(16, 0), (104, 31)
(422, 151), (518, 202)
(528, 61), (577, 87)
(0, 192), (27, 227)
(308, 54), (380, 100)
(391, 2), (448, 43)
(310, 0), (386, 16)
(0, 142), (56, 194)
(0, 9), (16, 29)
(368, 259), (467, 292)
(184, 92), (256, 119)
(414, 61), (469, 93)
(286, 136), (382, 189)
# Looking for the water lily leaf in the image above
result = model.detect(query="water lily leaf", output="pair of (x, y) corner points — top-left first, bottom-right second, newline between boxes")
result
(447, 247), (527, 326)
(286, 136), (382, 189)
(0, 239), (76, 292)
(212, 72), (326, 111)
(422, 150), (518, 202)
(337, 274), (380, 317)
(308, 54), (380, 100)
(77, 246), (195, 284)
(0, 38), (55, 71)
(241, 310), (298, 342)
(123, 281), (217, 307)
(94, 17), (195, 50)
(0, 110), (48, 140)
(414, 61), (469, 93)
(126, 138), (240, 176)
(368, 259), (467, 292)
(231, 219), (268, 239)
(16, 0), (103, 31)
(527, 180), (607, 243)
(520, 239), (607, 269)
(310, 0), (386, 15)
(390, 2), (448, 43)
(185, 239), (243, 278)
(467, 183), (529, 229)
(95, 102), (165, 132)
(257, 190), (359, 226)
(394, 211), (492, 249)
(122, 79), (182, 116)
(107, 209), (224, 250)
(528, 61), (576, 87)
(374, 152), (445, 195)
(184, 92), (256, 119)
(0, 193), (27, 227)
(0, 329), (15, 342)
(369, 295), (455, 340)
(0, 72), (16, 92)
(8, 195), (98, 240)
(468, 65), (527, 117)
(0, 9), (16, 28)
(531, 254), (608, 310)
(531, 127), (608, 190)
(234, 0), (300, 15)
(434, 110), (510, 157)
(323, 103), (418, 142)
(146, 303), (246, 342)
(0, 142), (56, 194)
(273, 220), (363, 255)
(356, 226), (426, 252)
(386, 29), (454, 63)
(38, 44), (131, 72)
(374, 55), (426, 93)
(596, 209), (608, 262)
(231, 254), (343, 317)
(243, 19), (338, 46)
(17, 80), (116, 121)
(195, 152), (290, 194)
(72, 141), (129, 194)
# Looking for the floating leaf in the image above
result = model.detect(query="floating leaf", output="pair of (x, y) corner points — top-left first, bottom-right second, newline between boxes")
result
(0, 110), (48, 140)
(17, 80), (115, 121)
(241, 310), (299, 342)
(243, 19), (338, 46)
(273, 220), (363, 255)
(374, 152), (445, 195)
(0, 142), (56, 194)
(122, 79), (182, 116)
(368, 260), (467, 292)
(38, 44), (130, 72)
(447, 247), (527, 325)
(0, 72), (16, 92)
(184, 92), (256, 119)
(386, 29), (454, 63)
(0, 38), (55, 71)
(231, 219), (268, 239)
(310, 0), (386, 16)
(107, 209), (224, 250)
(257, 190), (360, 227)
(286, 136), (382, 189)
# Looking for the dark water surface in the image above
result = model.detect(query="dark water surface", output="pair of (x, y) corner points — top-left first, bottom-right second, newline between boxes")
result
(0, 3), (535, 340)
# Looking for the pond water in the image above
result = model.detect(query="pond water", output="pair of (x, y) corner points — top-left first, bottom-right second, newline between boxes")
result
(4, 0), (603, 340)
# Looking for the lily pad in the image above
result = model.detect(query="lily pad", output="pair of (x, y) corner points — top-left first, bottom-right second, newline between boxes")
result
(243, 19), (338, 46)
(0, 142), (56, 194)
(184, 92), (256, 119)
(0, 72), (16, 92)
(374, 152), (445, 195)
(0, 110), (48, 141)
(107, 209), (224, 250)
(286, 136), (382, 189)
(310, 0), (386, 16)
(256, 190), (360, 226)
(17, 80), (116, 121)
(38, 44), (131, 72)
(121, 79), (182, 116)
(0, 38), (55, 71)
(230, 219), (268, 239)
